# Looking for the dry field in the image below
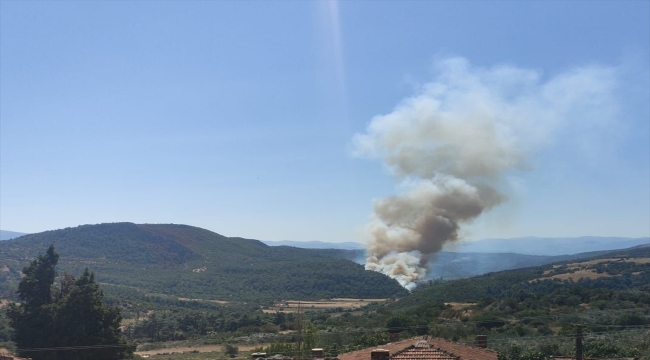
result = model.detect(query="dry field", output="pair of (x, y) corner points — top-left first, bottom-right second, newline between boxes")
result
(445, 302), (476, 310)
(136, 343), (268, 357)
(178, 297), (228, 305)
(262, 298), (388, 313)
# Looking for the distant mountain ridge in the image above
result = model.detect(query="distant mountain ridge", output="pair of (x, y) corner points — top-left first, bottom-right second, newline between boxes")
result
(262, 240), (365, 250)
(0, 230), (27, 240)
(260, 236), (650, 256)
(0, 223), (407, 302)
(446, 236), (650, 255)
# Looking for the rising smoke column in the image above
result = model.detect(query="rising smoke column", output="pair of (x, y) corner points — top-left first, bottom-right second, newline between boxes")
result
(353, 56), (617, 289)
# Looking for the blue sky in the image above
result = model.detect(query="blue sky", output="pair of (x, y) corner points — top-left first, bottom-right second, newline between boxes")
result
(1, 0), (648, 242)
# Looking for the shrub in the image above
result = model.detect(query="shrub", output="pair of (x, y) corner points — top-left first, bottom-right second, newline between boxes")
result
(223, 344), (239, 358)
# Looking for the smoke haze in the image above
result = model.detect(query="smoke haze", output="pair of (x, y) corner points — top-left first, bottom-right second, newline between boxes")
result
(354, 56), (618, 289)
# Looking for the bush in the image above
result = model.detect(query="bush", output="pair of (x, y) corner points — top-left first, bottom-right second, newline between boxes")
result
(223, 344), (239, 358)
(497, 344), (549, 360)
(616, 313), (647, 326)
(474, 314), (506, 330)
(583, 341), (639, 357)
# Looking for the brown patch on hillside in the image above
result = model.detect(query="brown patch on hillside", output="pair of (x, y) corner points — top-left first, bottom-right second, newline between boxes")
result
(445, 302), (476, 309)
(138, 224), (200, 248)
(565, 257), (649, 269)
(546, 269), (611, 281)
(534, 256), (648, 282)
(445, 302), (476, 317)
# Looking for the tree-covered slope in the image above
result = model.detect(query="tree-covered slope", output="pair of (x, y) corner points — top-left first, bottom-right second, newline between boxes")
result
(401, 245), (650, 307)
(316, 245), (650, 357)
(0, 223), (407, 303)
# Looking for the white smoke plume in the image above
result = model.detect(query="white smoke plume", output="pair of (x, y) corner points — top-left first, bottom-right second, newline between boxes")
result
(353, 56), (618, 290)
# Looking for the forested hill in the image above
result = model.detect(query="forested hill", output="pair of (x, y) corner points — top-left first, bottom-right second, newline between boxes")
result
(0, 223), (407, 303)
(400, 244), (650, 308)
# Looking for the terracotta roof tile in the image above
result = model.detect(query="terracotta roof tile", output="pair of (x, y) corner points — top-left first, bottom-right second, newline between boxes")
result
(428, 337), (497, 360)
(0, 354), (32, 360)
(338, 336), (496, 360)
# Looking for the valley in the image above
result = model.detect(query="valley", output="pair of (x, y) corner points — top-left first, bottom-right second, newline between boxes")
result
(0, 224), (648, 359)
(262, 298), (390, 313)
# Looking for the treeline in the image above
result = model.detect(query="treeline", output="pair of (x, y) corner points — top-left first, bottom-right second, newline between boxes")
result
(124, 309), (290, 342)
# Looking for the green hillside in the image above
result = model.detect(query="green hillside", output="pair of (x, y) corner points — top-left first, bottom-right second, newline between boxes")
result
(0, 223), (407, 303)
(316, 245), (650, 357)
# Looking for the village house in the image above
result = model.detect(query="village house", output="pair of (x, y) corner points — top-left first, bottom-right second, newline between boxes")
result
(337, 336), (497, 360)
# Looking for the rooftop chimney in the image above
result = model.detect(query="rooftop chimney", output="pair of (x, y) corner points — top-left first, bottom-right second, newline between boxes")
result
(475, 335), (487, 348)
(312, 348), (324, 358)
(371, 349), (390, 360)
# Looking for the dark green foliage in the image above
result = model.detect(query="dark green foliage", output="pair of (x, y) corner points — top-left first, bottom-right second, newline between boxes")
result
(6, 245), (132, 360)
(301, 321), (320, 352)
(583, 340), (639, 357)
(615, 313), (648, 326)
(17, 245), (59, 308)
(473, 314), (506, 330)
(497, 345), (551, 360)
(351, 332), (390, 348)
(53, 269), (127, 360)
(386, 315), (413, 333)
(7, 245), (60, 356)
(0, 311), (11, 343)
(222, 344), (239, 357)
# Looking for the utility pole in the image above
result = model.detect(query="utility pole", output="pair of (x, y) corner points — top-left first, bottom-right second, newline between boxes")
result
(297, 300), (303, 358)
(575, 324), (583, 360)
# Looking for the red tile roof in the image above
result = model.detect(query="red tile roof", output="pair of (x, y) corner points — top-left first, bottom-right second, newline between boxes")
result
(0, 354), (32, 360)
(339, 338), (422, 360)
(338, 336), (497, 360)
(391, 343), (457, 360)
(427, 337), (497, 360)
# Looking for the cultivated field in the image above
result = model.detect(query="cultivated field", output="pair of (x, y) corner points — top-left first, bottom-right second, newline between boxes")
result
(262, 298), (389, 313)
(136, 343), (267, 357)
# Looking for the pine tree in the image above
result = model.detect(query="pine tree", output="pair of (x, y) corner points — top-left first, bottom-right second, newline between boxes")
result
(17, 244), (58, 307)
(54, 269), (127, 360)
(7, 244), (59, 359)
(7, 245), (133, 360)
